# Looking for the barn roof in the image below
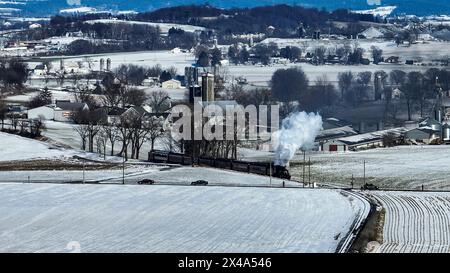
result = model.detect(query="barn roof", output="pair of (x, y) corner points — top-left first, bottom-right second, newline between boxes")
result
(337, 127), (407, 146)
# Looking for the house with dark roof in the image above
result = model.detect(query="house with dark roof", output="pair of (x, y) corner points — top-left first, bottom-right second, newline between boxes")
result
(405, 127), (440, 144)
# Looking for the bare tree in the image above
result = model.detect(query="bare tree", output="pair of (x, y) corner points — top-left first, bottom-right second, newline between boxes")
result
(102, 124), (121, 156)
(95, 130), (108, 159)
(145, 116), (165, 151)
(74, 124), (89, 150)
(338, 71), (353, 101)
(72, 110), (103, 152)
(117, 117), (133, 160)
(0, 97), (7, 130)
(102, 83), (124, 108)
(74, 85), (99, 109)
(147, 90), (170, 113)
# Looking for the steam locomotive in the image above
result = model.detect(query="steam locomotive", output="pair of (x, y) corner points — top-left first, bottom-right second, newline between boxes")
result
(148, 150), (292, 180)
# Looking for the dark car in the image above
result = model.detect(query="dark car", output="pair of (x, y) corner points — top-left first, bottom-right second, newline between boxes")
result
(361, 183), (379, 191)
(138, 179), (156, 185)
(191, 180), (208, 186)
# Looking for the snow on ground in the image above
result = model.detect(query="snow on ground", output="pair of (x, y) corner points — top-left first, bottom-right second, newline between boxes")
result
(0, 166), (162, 184)
(141, 86), (188, 102)
(84, 19), (206, 35)
(260, 38), (450, 63)
(0, 132), (70, 162)
(290, 145), (450, 190)
(370, 191), (450, 253)
(31, 50), (195, 73)
(0, 129), (131, 164)
(123, 166), (299, 187)
(0, 183), (367, 253)
(351, 6), (397, 18)
(42, 120), (165, 160)
(24, 39), (446, 89)
(227, 62), (432, 87)
(5, 89), (75, 103)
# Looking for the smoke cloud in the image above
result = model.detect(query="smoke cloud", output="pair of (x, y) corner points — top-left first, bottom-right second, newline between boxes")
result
(272, 112), (323, 166)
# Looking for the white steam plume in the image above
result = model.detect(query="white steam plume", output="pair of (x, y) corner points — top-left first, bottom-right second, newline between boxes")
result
(272, 112), (323, 166)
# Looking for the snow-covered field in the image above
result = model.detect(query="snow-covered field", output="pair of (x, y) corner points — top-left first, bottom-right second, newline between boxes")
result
(0, 128), (293, 186)
(84, 19), (206, 35)
(260, 38), (450, 64)
(5, 89), (75, 103)
(30, 50), (195, 74)
(371, 191), (450, 253)
(0, 132), (70, 162)
(227, 62), (427, 87)
(289, 145), (450, 190)
(24, 39), (445, 90)
(125, 166), (300, 187)
(0, 183), (368, 253)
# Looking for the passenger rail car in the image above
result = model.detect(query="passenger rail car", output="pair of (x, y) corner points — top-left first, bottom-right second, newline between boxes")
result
(148, 150), (291, 180)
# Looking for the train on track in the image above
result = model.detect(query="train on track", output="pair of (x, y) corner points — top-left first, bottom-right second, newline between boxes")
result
(148, 150), (291, 180)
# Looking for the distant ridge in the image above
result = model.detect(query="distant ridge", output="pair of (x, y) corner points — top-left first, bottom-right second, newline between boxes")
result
(0, 0), (449, 17)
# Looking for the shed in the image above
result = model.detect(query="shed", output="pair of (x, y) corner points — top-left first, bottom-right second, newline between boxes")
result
(161, 79), (182, 89)
(27, 105), (55, 120)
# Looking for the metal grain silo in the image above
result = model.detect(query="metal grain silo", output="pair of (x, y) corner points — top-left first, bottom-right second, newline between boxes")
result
(443, 123), (450, 141)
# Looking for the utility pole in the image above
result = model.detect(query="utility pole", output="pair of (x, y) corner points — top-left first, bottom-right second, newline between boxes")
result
(122, 155), (125, 185)
(351, 174), (354, 189)
(308, 157), (311, 188)
(363, 160), (366, 186)
(82, 160), (85, 184)
(269, 162), (272, 187)
(302, 150), (306, 185)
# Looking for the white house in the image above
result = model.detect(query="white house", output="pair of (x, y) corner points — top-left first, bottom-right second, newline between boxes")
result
(161, 79), (182, 89)
(27, 105), (55, 120)
(54, 101), (89, 122)
(28, 101), (89, 122)
(32, 64), (47, 76)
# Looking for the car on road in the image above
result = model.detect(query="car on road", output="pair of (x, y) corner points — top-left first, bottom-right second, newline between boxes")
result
(138, 179), (156, 185)
(191, 180), (208, 186)
(361, 183), (379, 191)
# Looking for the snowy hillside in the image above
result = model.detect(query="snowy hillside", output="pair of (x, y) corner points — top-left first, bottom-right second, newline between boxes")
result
(352, 6), (397, 18)
(291, 145), (450, 190)
(0, 132), (69, 162)
(0, 183), (368, 252)
(2, 0), (450, 16)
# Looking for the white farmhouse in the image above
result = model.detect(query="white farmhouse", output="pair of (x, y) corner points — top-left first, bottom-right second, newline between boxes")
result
(161, 79), (182, 89)
(54, 101), (89, 122)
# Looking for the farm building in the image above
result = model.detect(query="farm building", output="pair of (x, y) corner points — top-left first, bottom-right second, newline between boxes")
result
(161, 79), (182, 89)
(106, 107), (127, 124)
(320, 139), (349, 152)
(54, 101), (89, 122)
(27, 101), (89, 122)
(405, 127), (440, 144)
(27, 105), (55, 120)
(316, 126), (358, 142)
(319, 127), (407, 152)
(142, 77), (159, 87)
(358, 27), (384, 39)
